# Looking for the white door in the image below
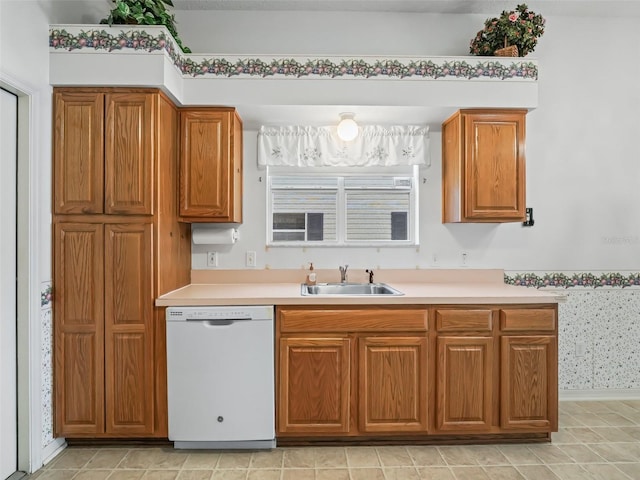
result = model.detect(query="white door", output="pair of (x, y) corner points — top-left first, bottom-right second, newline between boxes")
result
(0, 87), (18, 479)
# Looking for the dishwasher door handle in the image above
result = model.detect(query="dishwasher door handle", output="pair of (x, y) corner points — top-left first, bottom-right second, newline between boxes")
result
(187, 318), (253, 327)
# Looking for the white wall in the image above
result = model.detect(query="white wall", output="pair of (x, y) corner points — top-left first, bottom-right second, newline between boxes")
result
(180, 10), (640, 272)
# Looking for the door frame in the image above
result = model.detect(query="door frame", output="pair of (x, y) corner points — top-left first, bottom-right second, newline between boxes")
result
(0, 71), (61, 474)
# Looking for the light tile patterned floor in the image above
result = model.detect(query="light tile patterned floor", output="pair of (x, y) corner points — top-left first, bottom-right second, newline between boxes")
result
(30, 400), (640, 480)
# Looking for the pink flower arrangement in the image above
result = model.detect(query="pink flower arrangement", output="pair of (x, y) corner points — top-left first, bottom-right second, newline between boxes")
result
(470, 4), (545, 57)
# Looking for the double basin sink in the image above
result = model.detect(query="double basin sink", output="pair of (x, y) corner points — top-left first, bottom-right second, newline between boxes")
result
(301, 282), (404, 296)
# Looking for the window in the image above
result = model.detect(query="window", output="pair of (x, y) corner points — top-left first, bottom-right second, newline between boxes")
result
(267, 167), (418, 246)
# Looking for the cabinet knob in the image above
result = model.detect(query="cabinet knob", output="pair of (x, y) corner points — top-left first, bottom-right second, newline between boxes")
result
(217, 416), (224, 423)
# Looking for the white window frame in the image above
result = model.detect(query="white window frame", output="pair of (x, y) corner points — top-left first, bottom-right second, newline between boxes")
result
(266, 166), (419, 247)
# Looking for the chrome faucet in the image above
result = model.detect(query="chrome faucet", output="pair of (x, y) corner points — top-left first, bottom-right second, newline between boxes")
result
(338, 264), (349, 283)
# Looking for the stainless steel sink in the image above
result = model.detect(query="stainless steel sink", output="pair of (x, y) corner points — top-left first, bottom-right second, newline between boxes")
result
(300, 282), (404, 296)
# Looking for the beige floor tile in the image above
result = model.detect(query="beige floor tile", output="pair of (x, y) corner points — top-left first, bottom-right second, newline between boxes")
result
(34, 470), (80, 479)
(120, 449), (188, 470)
(515, 465), (560, 480)
(621, 400), (640, 410)
(216, 452), (253, 469)
(569, 413), (610, 427)
(449, 466), (490, 479)
(465, 446), (509, 465)
(581, 463), (632, 480)
(587, 443), (640, 462)
(579, 401), (615, 414)
(282, 448), (315, 468)
(383, 466), (421, 480)
(558, 402), (590, 415)
(315, 468), (349, 480)
(314, 447), (347, 468)
(406, 446), (446, 466)
(249, 450), (284, 469)
(348, 467), (385, 480)
(563, 427), (606, 443)
(416, 467), (455, 480)
(141, 472), (179, 480)
(47, 449), (97, 469)
(550, 429), (579, 444)
(589, 426), (638, 442)
(106, 472), (145, 480)
(614, 462), (640, 479)
(526, 445), (575, 464)
(183, 452), (221, 469)
(620, 426), (640, 441)
(176, 471), (214, 480)
(557, 414), (584, 427)
(282, 469), (315, 480)
(438, 446), (478, 466)
(546, 464), (591, 480)
(74, 471), (112, 480)
(598, 412), (636, 427)
(376, 446), (413, 467)
(481, 466), (525, 480)
(497, 445), (543, 465)
(85, 449), (130, 469)
(556, 444), (605, 463)
(210, 470), (247, 480)
(247, 469), (281, 480)
(345, 447), (380, 467)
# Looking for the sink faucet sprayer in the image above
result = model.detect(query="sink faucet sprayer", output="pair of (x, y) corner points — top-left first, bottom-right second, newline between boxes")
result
(365, 269), (374, 284)
(339, 265), (349, 283)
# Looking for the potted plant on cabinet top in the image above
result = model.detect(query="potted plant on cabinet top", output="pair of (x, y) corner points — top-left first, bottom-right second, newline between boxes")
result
(100, 0), (191, 53)
(469, 3), (545, 57)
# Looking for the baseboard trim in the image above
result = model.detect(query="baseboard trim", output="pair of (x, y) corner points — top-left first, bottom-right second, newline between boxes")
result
(41, 438), (66, 467)
(560, 388), (640, 401)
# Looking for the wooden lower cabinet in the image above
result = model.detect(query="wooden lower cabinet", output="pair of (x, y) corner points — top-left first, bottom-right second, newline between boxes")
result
(435, 336), (493, 432)
(276, 304), (557, 442)
(359, 336), (428, 433)
(278, 337), (351, 434)
(501, 335), (558, 431)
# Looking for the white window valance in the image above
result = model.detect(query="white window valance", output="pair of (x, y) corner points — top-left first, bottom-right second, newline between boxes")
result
(258, 125), (430, 168)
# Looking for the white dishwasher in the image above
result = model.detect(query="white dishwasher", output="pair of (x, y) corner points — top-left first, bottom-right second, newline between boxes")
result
(166, 305), (275, 449)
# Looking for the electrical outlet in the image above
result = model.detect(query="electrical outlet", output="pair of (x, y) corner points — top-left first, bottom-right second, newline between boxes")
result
(246, 251), (256, 267)
(461, 251), (468, 266)
(207, 251), (218, 267)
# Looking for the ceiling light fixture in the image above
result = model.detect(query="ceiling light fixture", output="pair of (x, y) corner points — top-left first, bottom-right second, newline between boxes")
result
(336, 112), (359, 141)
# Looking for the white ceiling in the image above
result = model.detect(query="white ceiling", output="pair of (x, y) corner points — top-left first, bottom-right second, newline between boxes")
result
(170, 0), (640, 17)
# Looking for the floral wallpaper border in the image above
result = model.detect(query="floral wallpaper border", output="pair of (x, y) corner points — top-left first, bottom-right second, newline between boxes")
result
(505, 272), (640, 288)
(49, 26), (538, 81)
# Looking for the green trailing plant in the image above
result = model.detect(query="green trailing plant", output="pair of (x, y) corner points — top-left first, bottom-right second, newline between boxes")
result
(100, 0), (191, 53)
(470, 3), (545, 57)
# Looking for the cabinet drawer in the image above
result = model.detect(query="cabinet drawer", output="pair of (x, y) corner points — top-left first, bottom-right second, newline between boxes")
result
(435, 309), (493, 332)
(500, 309), (556, 332)
(278, 308), (428, 333)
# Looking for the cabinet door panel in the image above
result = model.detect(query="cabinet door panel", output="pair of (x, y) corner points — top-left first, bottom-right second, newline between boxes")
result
(278, 337), (351, 434)
(501, 336), (557, 431)
(54, 223), (104, 435)
(359, 337), (428, 433)
(179, 110), (232, 219)
(105, 92), (154, 215)
(464, 112), (525, 220)
(104, 223), (154, 435)
(436, 336), (493, 432)
(53, 92), (104, 214)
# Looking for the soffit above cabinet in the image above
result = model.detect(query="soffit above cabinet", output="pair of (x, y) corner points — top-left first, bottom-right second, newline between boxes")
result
(49, 25), (538, 130)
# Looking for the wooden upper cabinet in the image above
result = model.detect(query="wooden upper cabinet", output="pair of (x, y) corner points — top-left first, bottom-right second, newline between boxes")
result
(442, 109), (526, 223)
(179, 108), (243, 223)
(53, 91), (105, 214)
(359, 336), (428, 433)
(54, 89), (155, 215)
(104, 93), (155, 215)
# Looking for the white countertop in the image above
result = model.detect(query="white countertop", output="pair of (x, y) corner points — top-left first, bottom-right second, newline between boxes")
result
(156, 269), (564, 306)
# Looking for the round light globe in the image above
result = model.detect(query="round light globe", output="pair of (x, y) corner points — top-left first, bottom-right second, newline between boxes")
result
(337, 114), (358, 141)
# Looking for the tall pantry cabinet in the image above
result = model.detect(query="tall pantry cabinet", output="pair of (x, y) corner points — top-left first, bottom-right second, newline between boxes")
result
(52, 88), (191, 437)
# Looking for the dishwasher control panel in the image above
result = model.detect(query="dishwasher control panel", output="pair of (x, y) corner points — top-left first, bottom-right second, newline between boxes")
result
(166, 305), (274, 321)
